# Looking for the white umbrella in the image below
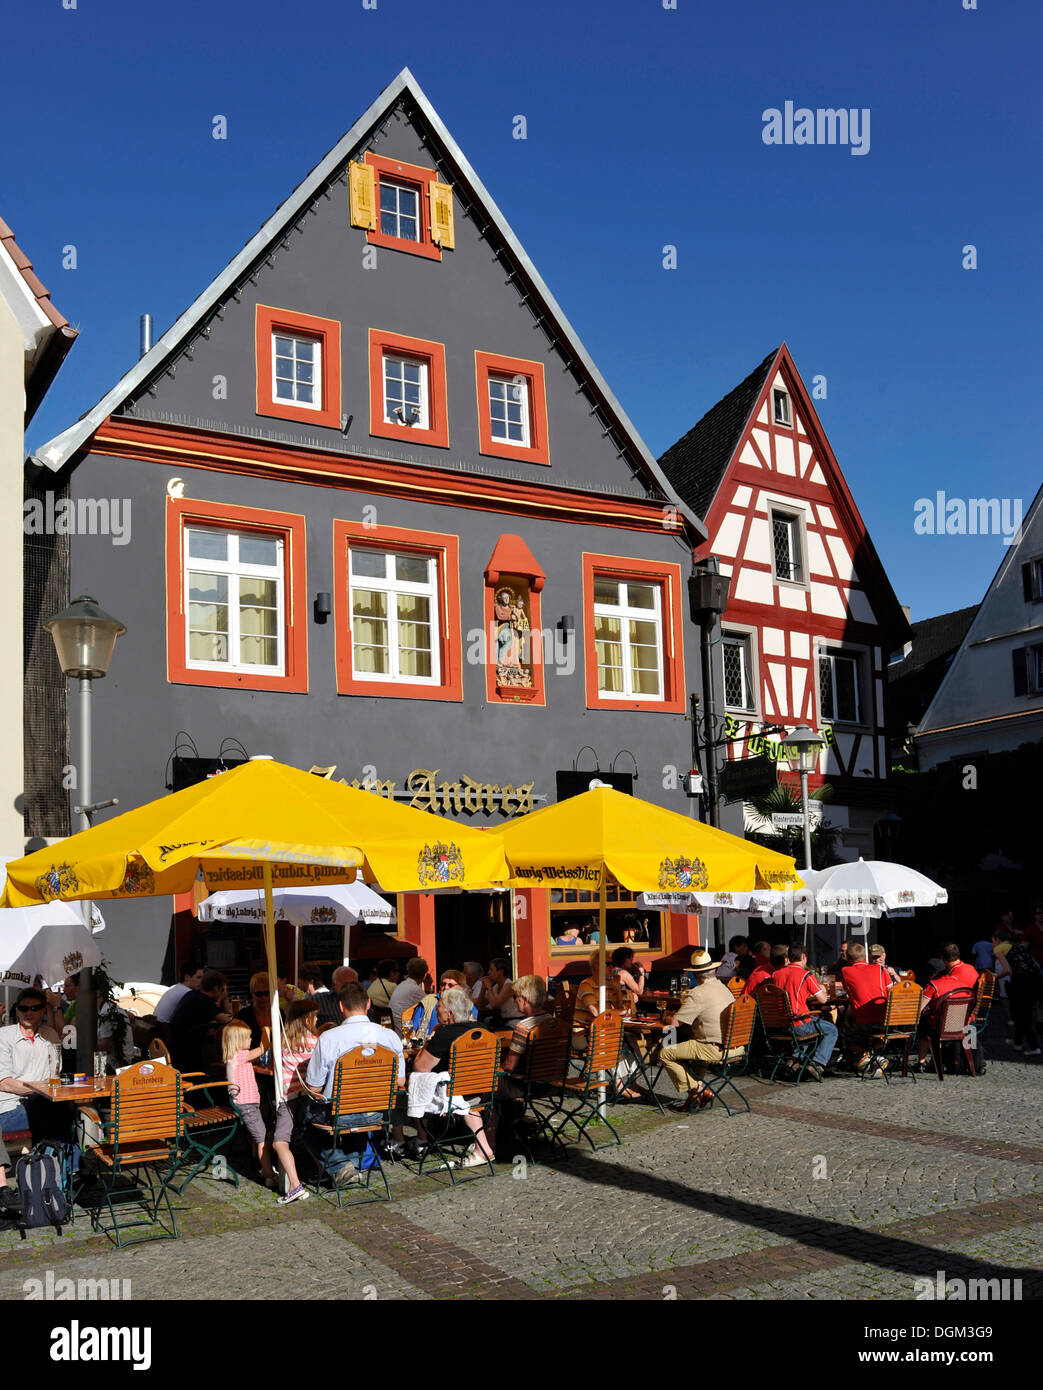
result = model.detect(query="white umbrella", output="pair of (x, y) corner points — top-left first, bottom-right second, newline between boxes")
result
(197, 882), (396, 927)
(811, 859), (948, 918)
(197, 882), (397, 980)
(0, 902), (104, 991)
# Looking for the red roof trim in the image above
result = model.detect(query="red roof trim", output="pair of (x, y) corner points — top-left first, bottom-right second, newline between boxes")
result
(0, 213), (72, 331)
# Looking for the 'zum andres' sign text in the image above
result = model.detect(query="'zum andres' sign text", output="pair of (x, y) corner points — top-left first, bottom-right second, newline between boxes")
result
(309, 766), (535, 818)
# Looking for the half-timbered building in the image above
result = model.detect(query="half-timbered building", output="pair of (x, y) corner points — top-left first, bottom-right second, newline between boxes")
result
(659, 344), (910, 858)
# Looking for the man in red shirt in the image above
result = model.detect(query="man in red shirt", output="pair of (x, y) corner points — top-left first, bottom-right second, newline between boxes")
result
(772, 946), (837, 1079)
(940, 943), (978, 991)
(840, 943), (894, 1070)
(916, 956), (975, 1068)
(742, 942), (774, 998)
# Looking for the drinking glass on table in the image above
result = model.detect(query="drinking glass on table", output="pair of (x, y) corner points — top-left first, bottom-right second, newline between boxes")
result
(93, 1051), (107, 1082)
(48, 1043), (62, 1096)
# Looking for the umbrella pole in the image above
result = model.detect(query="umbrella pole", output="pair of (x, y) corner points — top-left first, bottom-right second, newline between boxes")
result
(598, 867), (607, 1015)
(261, 863), (284, 1117)
(597, 866), (608, 1121)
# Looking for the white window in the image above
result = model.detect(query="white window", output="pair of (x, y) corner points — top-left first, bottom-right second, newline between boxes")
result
(379, 179), (420, 241)
(349, 549), (439, 683)
(773, 388), (792, 426)
(488, 374), (530, 446)
(185, 528), (284, 673)
(722, 632), (755, 711)
(593, 578), (663, 700)
(383, 354), (429, 428)
(818, 650), (862, 724)
(771, 509), (805, 584)
(272, 333), (321, 410)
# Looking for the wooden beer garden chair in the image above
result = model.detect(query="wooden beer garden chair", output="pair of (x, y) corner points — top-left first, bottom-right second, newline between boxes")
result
(925, 988), (977, 1080)
(687, 995), (758, 1116)
(544, 1010), (624, 1151)
(503, 1018), (573, 1162)
(419, 1028), (500, 1184)
(858, 979), (923, 1082)
(145, 1040), (241, 1192)
(754, 983), (822, 1084)
(306, 1046), (399, 1205)
(79, 1060), (183, 1248)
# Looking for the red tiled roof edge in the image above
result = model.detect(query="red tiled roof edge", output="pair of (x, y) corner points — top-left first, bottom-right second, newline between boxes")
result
(0, 213), (74, 333)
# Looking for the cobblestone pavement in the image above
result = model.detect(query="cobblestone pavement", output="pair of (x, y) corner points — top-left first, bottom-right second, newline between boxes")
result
(0, 1045), (1038, 1302)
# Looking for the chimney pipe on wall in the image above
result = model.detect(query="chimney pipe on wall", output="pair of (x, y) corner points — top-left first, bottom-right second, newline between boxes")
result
(139, 314), (153, 358)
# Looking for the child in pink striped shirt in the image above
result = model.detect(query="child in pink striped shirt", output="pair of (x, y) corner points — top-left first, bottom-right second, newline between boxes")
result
(270, 1000), (319, 1205)
(223, 1020), (278, 1187)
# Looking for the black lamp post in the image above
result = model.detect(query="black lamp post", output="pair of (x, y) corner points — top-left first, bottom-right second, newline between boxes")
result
(42, 596), (126, 1072)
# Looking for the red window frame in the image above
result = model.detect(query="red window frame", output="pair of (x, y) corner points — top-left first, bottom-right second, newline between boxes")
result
(365, 153), (442, 262)
(255, 304), (341, 429)
(581, 553), (686, 713)
(166, 496), (308, 693)
(475, 350), (549, 466)
(333, 519), (463, 702)
(369, 329), (450, 450)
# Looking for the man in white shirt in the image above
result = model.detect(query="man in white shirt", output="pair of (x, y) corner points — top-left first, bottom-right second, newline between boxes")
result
(153, 962), (204, 1024)
(0, 988), (64, 1207)
(388, 957), (428, 1035)
(305, 981), (404, 1185)
(463, 961), (484, 1005)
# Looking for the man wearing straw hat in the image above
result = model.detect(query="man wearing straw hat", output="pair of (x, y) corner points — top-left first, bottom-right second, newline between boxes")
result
(660, 951), (743, 1110)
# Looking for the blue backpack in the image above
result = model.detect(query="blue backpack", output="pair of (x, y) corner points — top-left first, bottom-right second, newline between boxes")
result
(14, 1142), (76, 1238)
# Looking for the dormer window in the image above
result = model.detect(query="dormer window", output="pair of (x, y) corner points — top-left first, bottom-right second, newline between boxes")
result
(773, 388), (792, 426)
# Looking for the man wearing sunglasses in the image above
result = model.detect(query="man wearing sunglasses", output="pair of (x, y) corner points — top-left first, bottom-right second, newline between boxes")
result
(0, 988), (64, 1208)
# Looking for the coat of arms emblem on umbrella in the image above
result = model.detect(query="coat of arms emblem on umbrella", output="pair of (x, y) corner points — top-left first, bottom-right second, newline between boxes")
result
(35, 862), (80, 901)
(418, 842), (465, 886)
(659, 855), (709, 891)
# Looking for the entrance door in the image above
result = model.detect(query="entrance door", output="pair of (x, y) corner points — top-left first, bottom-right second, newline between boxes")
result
(434, 892), (512, 974)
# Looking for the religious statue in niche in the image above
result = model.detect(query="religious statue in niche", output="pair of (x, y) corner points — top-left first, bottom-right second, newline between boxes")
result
(493, 583), (533, 689)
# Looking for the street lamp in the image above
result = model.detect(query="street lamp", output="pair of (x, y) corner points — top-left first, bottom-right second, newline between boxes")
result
(42, 595), (126, 1072)
(784, 725), (825, 871)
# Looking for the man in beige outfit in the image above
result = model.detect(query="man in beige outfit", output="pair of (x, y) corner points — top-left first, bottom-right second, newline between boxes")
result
(660, 950), (743, 1109)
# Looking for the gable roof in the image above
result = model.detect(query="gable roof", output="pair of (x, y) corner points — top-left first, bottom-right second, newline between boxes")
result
(659, 342), (910, 643)
(30, 69), (703, 538)
(0, 213), (77, 422)
(657, 347), (778, 520)
(887, 605), (978, 682)
(917, 481), (1043, 737)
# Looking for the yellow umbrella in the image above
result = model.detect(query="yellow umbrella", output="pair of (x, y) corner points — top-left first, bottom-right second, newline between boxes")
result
(2, 759), (509, 1098)
(488, 785), (802, 1010)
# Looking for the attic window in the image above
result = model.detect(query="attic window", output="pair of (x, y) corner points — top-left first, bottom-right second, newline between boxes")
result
(348, 154), (454, 261)
(380, 179), (420, 242)
(773, 389), (792, 426)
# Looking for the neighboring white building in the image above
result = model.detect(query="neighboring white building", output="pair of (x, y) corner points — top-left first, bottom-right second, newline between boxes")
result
(660, 344), (910, 859)
(0, 215), (77, 850)
(916, 484), (1043, 768)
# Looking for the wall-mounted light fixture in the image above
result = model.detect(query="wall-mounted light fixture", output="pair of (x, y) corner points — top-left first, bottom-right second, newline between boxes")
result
(314, 592), (332, 624)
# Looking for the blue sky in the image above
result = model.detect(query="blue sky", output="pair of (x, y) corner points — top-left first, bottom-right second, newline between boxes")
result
(4, 0), (1040, 622)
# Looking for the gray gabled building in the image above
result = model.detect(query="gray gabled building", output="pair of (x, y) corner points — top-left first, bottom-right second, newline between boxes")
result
(26, 69), (720, 986)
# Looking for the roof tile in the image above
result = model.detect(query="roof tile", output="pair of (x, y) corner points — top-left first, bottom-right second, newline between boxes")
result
(657, 348), (779, 518)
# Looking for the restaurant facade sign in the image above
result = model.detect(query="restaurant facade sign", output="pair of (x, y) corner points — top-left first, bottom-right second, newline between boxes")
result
(310, 766), (537, 819)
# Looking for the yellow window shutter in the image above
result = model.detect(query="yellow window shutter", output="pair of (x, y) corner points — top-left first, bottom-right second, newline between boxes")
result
(349, 161), (377, 230)
(430, 181), (455, 249)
